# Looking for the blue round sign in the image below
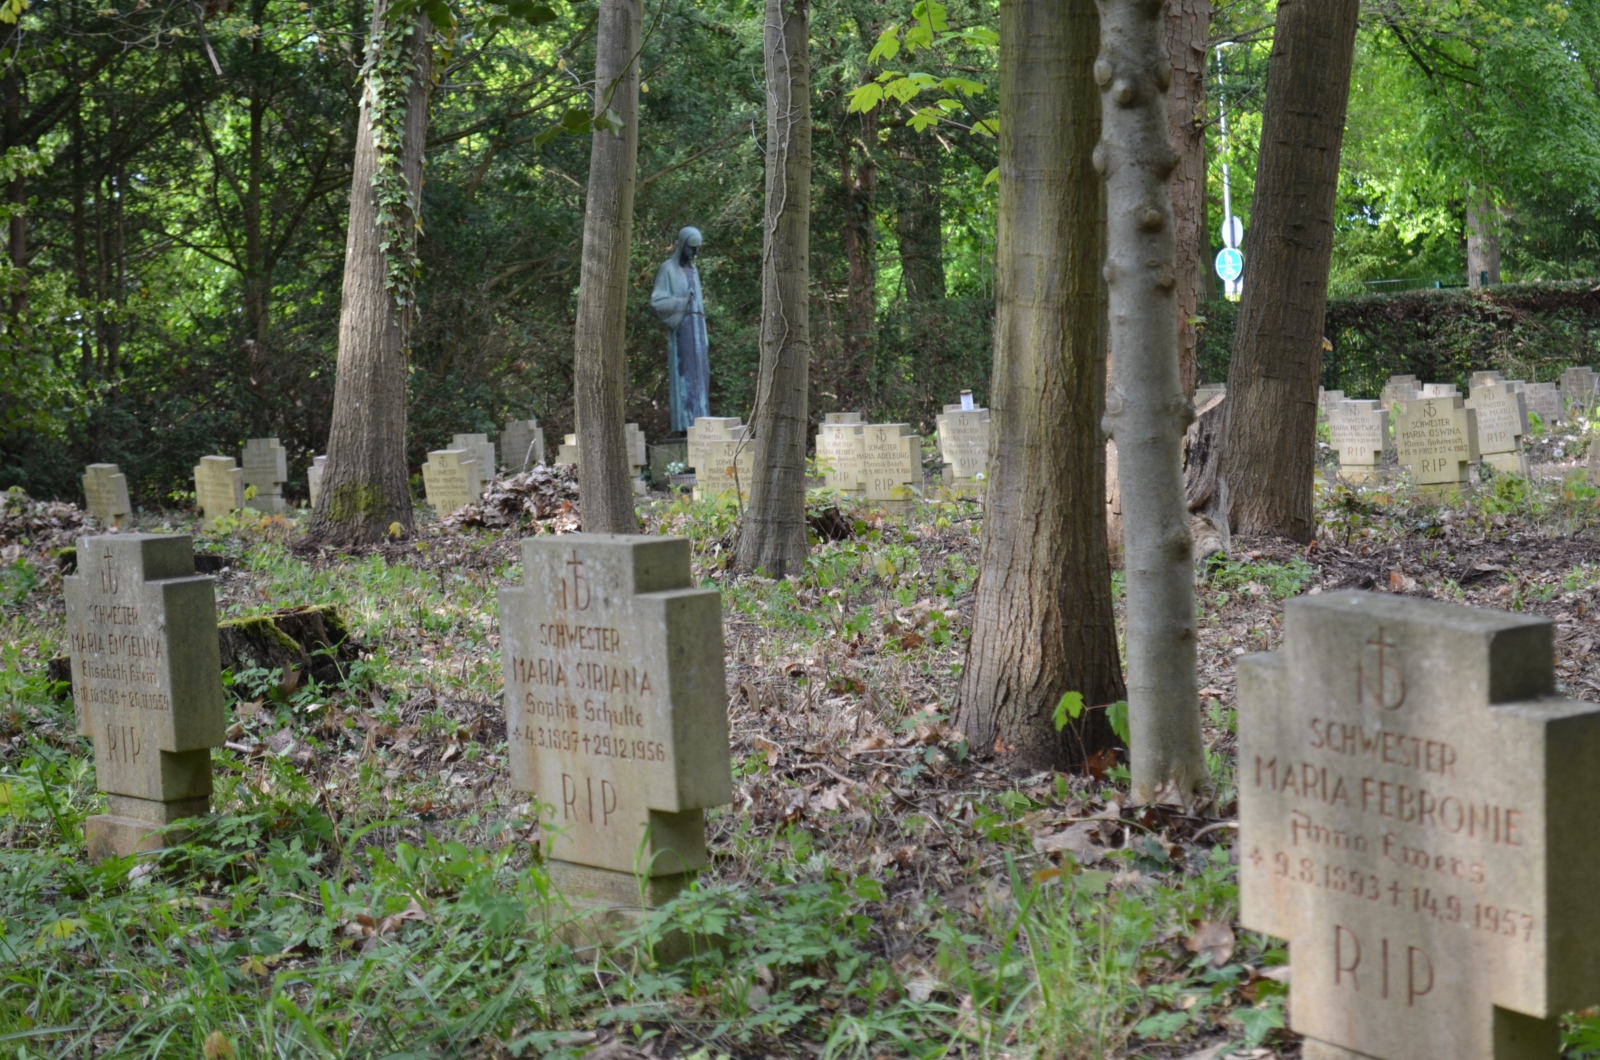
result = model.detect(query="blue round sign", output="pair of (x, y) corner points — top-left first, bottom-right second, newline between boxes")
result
(1215, 247), (1243, 283)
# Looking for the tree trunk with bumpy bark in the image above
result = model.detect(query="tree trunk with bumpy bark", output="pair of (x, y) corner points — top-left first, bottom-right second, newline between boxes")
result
(733, 0), (812, 577)
(955, 0), (1124, 771)
(1165, 0), (1209, 400)
(310, 2), (430, 546)
(573, 0), (642, 534)
(1222, 0), (1359, 542)
(1097, 0), (1208, 805)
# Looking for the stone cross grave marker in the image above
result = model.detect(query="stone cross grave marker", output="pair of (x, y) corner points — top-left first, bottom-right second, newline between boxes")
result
(936, 403), (989, 494)
(1239, 591), (1600, 1060)
(1396, 396), (1478, 494)
(1382, 377), (1422, 413)
(557, 433), (580, 465)
(82, 464), (132, 527)
(687, 417), (753, 503)
(65, 534), (225, 859)
(1318, 389), (1347, 423)
(816, 414), (865, 494)
(1467, 382), (1531, 477)
(451, 433), (497, 489)
(862, 424), (921, 503)
(1328, 400), (1389, 482)
(1560, 366), (1599, 411)
(240, 438), (289, 513)
(500, 534), (731, 905)
(193, 455), (245, 525)
(1469, 370), (1505, 390)
(422, 449), (482, 515)
(1420, 383), (1460, 399)
(626, 423), (648, 493)
(500, 419), (546, 472)
(1523, 383), (1562, 428)
(307, 455), (326, 508)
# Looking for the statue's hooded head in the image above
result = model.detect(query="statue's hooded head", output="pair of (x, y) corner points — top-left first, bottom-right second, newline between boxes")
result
(676, 226), (703, 267)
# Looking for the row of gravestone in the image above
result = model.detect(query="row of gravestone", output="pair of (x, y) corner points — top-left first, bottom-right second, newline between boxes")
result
(68, 529), (1600, 1058)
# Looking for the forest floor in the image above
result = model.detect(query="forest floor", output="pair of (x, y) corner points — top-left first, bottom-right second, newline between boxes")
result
(6, 434), (1600, 1059)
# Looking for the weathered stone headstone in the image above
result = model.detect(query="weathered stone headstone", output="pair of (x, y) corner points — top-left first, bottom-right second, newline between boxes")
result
(815, 414), (866, 494)
(1469, 370), (1505, 390)
(1382, 376), (1422, 412)
(1560, 366), (1599, 411)
(862, 423), (921, 503)
(687, 417), (753, 503)
(1420, 383), (1460, 399)
(1328, 400), (1389, 482)
(557, 433), (580, 465)
(65, 534), (225, 859)
(553, 427), (648, 491)
(1467, 382), (1531, 477)
(500, 419), (546, 472)
(499, 534), (730, 906)
(451, 434), (497, 490)
(1196, 382), (1227, 400)
(1318, 389), (1347, 423)
(193, 456), (245, 525)
(82, 464), (132, 527)
(306, 455), (327, 507)
(1395, 396), (1478, 495)
(421, 449), (482, 515)
(1239, 591), (1600, 1060)
(240, 438), (289, 513)
(1523, 383), (1562, 428)
(935, 403), (989, 496)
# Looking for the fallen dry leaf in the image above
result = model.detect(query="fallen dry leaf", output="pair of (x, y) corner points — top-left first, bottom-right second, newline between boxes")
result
(1184, 920), (1236, 967)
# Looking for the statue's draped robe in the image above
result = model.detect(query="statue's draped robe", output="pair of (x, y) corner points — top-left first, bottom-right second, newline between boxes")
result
(650, 232), (711, 432)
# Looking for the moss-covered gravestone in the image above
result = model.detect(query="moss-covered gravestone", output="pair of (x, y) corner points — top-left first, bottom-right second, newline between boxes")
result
(82, 464), (132, 527)
(65, 534), (224, 859)
(500, 534), (731, 909)
(1241, 592), (1600, 1059)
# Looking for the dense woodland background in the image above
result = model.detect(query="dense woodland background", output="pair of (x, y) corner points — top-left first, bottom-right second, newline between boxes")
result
(2, 0), (1599, 505)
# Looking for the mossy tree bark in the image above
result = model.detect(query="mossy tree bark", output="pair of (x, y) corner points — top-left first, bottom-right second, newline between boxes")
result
(1097, 0), (1208, 804)
(1222, 0), (1359, 542)
(733, 0), (811, 577)
(573, 0), (642, 534)
(310, 1), (430, 546)
(954, 0), (1124, 770)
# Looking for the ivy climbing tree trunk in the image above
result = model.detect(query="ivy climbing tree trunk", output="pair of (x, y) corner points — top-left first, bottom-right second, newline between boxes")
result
(1222, 0), (1359, 542)
(573, 0), (642, 534)
(733, 0), (811, 577)
(1097, 0), (1208, 804)
(955, 0), (1124, 770)
(309, 0), (431, 546)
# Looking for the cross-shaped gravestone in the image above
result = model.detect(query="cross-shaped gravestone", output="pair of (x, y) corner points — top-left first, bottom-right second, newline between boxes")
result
(816, 417), (866, 494)
(65, 534), (225, 859)
(1318, 389), (1347, 424)
(1420, 383), (1459, 399)
(451, 433), (497, 489)
(500, 534), (731, 906)
(557, 433), (580, 466)
(421, 449), (482, 514)
(82, 464), (132, 527)
(687, 418), (753, 504)
(1395, 396), (1478, 494)
(862, 424), (921, 503)
(240, 438), (289, 513)
(1469, 370), (1505, 390)
(1239, 591), (1600, 1060)
(936, 404), (989, 488)
(500, 419), (546, 473)
(626, 423), (648, 494)
(1382, 377), (1422, 413)
(1467, 382), (1530, 477)
(1560, 366), (1598, 409)
(307, 455), (327, 508)
(1328, 400), (1388, 482)
(1523, 384), (1562, 428)
(193, 455), (245, 525)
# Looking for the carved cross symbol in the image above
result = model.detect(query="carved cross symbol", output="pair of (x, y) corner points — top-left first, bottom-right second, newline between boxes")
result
(1359, 627), (1406, 712)
(99, 547), (119, 595)
(557, 551), (591, 612)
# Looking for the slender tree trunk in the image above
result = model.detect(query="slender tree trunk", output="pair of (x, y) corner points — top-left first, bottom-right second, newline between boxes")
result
(1466, 187), (1501, 288)
(1222, 0), (1358, 541)
(1165, 0), (1209, 400)
(573, 0), (641, 533)
(955, 0), (1124, 770)
(733, 0), (812, 577)
(309, 0), (431, 545)
(895, 136), (945, 301)
(1098, 0), (1208, 804)
(840, 106), (876, 402)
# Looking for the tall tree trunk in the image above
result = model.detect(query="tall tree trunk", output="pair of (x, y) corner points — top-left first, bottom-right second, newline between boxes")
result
(1098, 0), (1208, 803)
(573, 0), (641, 534)
(1222, 0), (1358, 542)
(309, 1), (431, 545)
(733, 0), (812, 577)
(895, 137), (945, 301)
(243, 14), (270, 364)
(840, 106), (876, 403)
(955, 0), (1124, 770)
(1466, 186), (1501, 288)
(1165, 0), (1209, 400)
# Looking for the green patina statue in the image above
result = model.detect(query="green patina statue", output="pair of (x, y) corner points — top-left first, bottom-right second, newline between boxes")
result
(650, 226), (711, 433)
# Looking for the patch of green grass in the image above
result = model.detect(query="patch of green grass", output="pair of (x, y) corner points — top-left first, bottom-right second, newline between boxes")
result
(1206, 558), (1316, 600)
